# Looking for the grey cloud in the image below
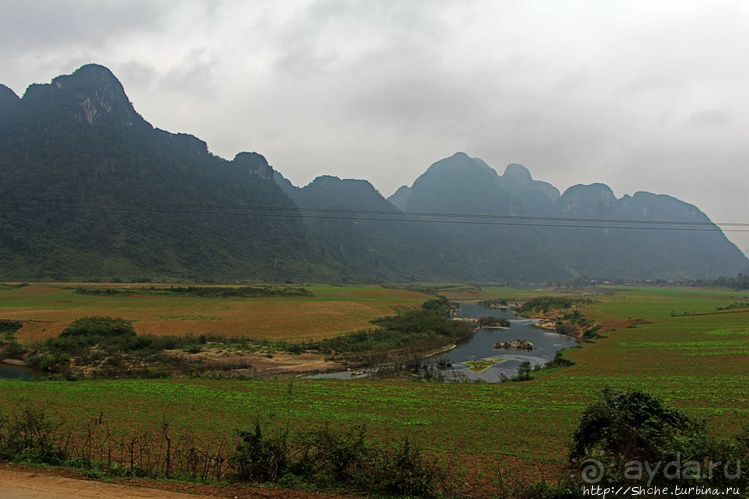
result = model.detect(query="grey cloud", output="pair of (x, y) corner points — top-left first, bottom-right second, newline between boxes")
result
(271, 0), (457, 80)
(0, 0), (172, 49)
(158, 49), (220, 98)
(687, 109), (731, 129)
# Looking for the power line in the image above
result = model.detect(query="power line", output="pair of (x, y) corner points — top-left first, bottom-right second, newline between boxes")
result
(1, 195), (747, 232)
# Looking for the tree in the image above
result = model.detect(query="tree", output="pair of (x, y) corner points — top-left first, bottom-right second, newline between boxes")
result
(570, 388), (748, 492)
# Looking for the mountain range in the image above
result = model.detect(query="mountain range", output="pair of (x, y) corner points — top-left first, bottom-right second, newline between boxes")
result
(0, 64), (746, 283)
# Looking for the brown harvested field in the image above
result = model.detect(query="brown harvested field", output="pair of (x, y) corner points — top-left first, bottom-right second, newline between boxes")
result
(1, 284), (429, 343)
(13, 321), (71, 343)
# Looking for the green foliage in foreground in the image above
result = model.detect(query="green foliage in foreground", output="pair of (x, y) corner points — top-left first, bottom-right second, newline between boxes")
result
(571, 388), (702, 464)
(0, 402), (447, 497)
(562, 388), (749, 497)
(3, 387), (744, 497)
(231, 422), (443, 496)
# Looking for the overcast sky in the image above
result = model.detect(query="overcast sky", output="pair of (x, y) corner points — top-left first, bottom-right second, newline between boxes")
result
(2, 0), (748, 252)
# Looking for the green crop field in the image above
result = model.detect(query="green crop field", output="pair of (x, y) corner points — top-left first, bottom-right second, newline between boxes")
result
(1, 285), (748, 493)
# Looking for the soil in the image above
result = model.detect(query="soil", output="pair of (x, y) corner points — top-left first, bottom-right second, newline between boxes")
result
(0, 463), (356, 499)
(190, 350), (351, 378)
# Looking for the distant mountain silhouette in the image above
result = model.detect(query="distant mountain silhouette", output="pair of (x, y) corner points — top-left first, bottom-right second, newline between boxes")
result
(387, 153), (747, 280)
(276, 173), (468, 282)
(0, 64), (311, 281)
(1, 65), (745, 282)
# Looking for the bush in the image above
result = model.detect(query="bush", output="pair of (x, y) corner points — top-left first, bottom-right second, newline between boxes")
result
(0, 319), (23, 335)
(60, 316), (135, 338)
(375, 437), (440, 497)
(571, 388), (703, 465)
(506, 361), (533, 382)
(230, 422), (289, 482)
(1, 341), (26, 359)
(302, 424), (371, 487)
(555, 324), (576, 336)
(230, 420), (448, 496)
(569, 388), (749, 491)
(0, 405), (67, 465)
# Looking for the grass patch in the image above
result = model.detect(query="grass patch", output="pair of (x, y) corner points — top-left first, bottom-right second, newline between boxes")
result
(464, 358), (506, 373)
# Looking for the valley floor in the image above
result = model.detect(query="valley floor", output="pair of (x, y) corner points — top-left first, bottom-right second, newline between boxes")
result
(1, 284), (748, 496)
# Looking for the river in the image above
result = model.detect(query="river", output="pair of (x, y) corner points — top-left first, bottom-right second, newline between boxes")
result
(307, 303), (578, 382)
(0, 361), (39, 380)
(433, 303), (577, 382)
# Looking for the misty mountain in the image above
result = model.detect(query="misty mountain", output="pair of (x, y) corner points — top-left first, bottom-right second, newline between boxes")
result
(0, 64), (312, 281)
(387, 153), (747, 280)
(387, 153), (567, 281)
(1, 64), (745, 283)
(552, 185), (746, 278)
(275, 173), (468, 281)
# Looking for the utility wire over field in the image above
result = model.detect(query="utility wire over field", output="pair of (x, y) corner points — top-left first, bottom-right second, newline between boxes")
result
(2, 196), (748, 232)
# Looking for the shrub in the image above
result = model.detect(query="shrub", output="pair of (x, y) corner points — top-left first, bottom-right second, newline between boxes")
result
(300, 424), (371, 487)
(230, 422), (289, 482)
(375, 437), (441, 497)
(60, 316), (135, 338)
(0, 319), (23, 335)
(230, 420), (448, 496)
(1, 341), (27, 359)
(567, 388), (749, 490)
(0, 405), (67, 465)
(555, 324), (576, 336)
(571, 388), (703, 465)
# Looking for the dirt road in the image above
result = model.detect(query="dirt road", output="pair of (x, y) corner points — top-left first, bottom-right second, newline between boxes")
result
(0, 468), (214, 498)
(0, 465), (353, 499)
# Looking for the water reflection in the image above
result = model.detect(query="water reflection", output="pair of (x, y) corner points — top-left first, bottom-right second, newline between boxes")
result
(307, 303), (578, 382)
(432, 303), (577, 382)
(0, 362), (38, 380)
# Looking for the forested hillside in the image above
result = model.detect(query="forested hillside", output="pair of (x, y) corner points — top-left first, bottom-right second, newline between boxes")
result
(0, 65), (313, 281)
(1, 65), (745, 283)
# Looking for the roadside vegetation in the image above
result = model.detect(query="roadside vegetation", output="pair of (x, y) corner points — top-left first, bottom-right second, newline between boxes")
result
(1, 387), (745, 497)
(0, 399), (449, 497)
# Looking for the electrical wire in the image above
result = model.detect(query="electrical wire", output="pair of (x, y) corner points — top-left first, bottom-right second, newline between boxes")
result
(1, 195), (747, 232)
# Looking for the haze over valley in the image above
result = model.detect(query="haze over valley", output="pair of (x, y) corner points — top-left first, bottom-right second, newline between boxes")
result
(0, 64), (745, 283)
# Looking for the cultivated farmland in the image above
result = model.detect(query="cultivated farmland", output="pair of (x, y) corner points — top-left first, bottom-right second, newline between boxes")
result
(1, 284), (748, 496)
(0, 283), (429, 343)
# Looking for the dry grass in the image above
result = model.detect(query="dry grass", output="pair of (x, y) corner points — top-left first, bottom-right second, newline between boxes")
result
(1, 284), (428, 343)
